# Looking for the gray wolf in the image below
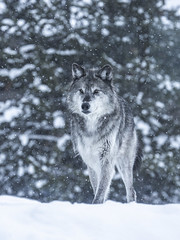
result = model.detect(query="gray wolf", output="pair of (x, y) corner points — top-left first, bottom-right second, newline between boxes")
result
(67, 63), (142, 204)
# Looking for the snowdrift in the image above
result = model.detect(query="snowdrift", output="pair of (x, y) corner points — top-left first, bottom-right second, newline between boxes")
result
(0, 196), (180, 240)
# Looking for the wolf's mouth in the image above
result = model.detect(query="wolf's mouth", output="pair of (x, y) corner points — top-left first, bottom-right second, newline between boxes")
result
(82, 110), (91, 114)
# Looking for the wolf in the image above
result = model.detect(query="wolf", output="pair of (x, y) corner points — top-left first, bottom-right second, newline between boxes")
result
(67, 63), (142, 204)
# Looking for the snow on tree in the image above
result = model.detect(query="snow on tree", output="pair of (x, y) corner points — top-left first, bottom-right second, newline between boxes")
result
(0, 0), (179, 203)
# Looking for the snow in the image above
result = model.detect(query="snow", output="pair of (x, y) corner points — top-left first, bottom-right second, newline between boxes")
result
(0, 103), (22, 123)
(0, 196), (180, 240)
(20, 44), (35, 54)
(155, 134), (168, 147)
(166, 0), (180, 9)
(53, 116), (65, 128)
(43, 0), (52, 7)
(46, 49), (77, 56)
(117, 0), (130, 3)
(165, 0), (180, 15)
(19, 133), (70, 150)
(3, 107), (22, 122)
(0, 64), (35, 80)
(4, 47), (17, 55)
(158, 78), (180, 91)
(63, 33), (89, 47)
(37, 84), (51, 92)
(42, 24), (57, 37)
(19, 134), (29, 146)
(2, 18), (14, 25)
(135, 118), (150, 135)
(0, 2), (6, 14)
(170, 136), (180, 149)
(57, 134), (71, 150)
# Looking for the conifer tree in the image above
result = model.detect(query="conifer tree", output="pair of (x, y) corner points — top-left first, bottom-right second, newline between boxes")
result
(0, 0), (179, 203)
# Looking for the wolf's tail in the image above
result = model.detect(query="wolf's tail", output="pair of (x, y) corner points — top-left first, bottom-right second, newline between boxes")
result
(133, 144), (143, 173)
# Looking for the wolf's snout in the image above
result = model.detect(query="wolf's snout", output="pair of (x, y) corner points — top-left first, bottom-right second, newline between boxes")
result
(81, 102), (90, 113)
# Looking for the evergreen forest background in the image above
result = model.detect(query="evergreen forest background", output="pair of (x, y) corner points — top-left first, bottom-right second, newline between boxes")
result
(0, 0), (180, 204)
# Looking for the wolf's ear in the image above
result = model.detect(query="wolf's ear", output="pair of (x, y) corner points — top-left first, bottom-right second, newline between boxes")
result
(72, 63), (86, 80)
(96, 65), (112, 82)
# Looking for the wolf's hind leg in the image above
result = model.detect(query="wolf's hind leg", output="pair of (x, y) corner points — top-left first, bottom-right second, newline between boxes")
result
(121, 167), (136, 203)
(88, 166), (98, 194)
(116, 162), (136, 203)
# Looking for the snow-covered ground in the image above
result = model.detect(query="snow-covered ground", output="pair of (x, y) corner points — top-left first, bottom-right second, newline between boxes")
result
(0, 196), (180, 240)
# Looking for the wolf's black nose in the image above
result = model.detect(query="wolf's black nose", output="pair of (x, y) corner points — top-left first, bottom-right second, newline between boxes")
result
(82, 102), (90, 112)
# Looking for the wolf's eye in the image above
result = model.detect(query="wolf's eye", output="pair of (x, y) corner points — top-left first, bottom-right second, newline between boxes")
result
(79, 89), (84, 94)
(93, 89), (100, 94)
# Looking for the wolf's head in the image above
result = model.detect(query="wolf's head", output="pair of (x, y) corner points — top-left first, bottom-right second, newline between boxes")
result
(67, 63), (117, 117)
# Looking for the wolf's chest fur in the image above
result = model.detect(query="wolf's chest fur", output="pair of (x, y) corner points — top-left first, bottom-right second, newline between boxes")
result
(76, 116), (119, 173)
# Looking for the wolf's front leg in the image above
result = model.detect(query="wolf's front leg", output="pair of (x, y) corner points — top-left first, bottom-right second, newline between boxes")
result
(92, 161), (114, 204)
